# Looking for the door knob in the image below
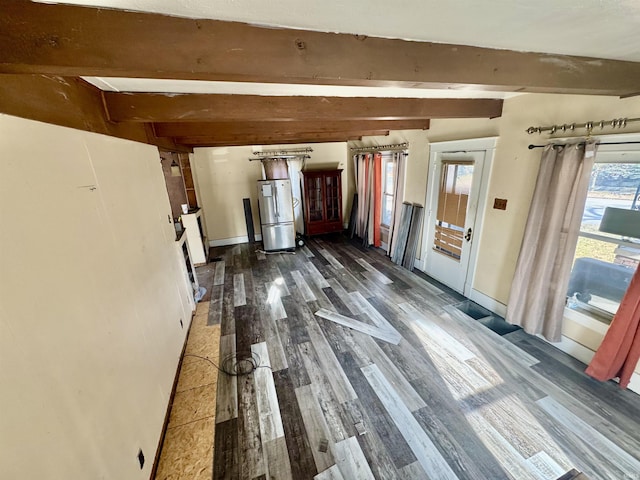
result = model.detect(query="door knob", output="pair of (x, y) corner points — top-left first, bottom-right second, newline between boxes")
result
(464, 228), (472, 242)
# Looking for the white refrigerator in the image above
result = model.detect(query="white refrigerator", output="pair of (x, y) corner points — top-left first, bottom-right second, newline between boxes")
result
(257, 179), (296, 251)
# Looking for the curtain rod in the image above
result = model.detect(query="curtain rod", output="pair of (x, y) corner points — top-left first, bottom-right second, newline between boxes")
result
(350, 142), (409, 153)
(526, 117), (640, 135)
(249, 147), (313, 161)
(249, 154), (311, 161)
(528, 141), (640, 149)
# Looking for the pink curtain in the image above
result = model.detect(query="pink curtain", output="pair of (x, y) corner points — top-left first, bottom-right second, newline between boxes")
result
(585, 265), (640, 389)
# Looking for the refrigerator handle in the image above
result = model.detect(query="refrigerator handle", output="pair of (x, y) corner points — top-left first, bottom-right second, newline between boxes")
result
(273, 183), (279, 218)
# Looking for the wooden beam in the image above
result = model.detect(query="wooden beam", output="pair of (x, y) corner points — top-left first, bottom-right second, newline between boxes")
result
(185, 137), (362, 148)
(174, 130), (389, 147)
(153, 119), (430, 138)
(0, 74), (191, 152)
(105, 94), (503, 123)
(1, 2), (639, 95)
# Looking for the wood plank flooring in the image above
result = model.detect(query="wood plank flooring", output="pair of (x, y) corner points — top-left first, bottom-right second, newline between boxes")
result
(205, 236), (640, 480)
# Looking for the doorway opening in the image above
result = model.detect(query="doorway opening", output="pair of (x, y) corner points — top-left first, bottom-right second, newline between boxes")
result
(419, 137), (497, 296)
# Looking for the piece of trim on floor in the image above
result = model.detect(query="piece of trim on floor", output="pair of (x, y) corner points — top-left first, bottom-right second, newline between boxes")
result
(314, 308), (401, 345)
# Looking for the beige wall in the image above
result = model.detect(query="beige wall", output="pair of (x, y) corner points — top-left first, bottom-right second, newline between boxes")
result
(0, 115), (193, 479)
(350, 93), (640, 380)
(462, 94), (640, 305)
(190, 93), (640, 382)
(192, 142), (349, 243)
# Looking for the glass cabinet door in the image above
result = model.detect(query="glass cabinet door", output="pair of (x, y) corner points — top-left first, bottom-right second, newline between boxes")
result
(324, 174), (340, 221)
(307, 176), (323, 221)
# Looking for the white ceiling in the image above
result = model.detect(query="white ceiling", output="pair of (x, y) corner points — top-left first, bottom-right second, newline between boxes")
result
(83, 77), (519, 99)
(53, 0), (640, 98)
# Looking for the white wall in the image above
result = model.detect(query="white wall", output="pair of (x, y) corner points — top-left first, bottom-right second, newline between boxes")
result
(192, 142), (349, 244)
(0, 115), (193, 479)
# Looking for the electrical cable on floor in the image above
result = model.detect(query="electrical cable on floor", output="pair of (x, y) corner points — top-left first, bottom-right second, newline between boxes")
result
(183, 351), (272, 376)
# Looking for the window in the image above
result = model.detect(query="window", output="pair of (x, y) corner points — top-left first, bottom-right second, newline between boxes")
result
(381, 156), (395, 227)
(432, 161), (473, 261)
(566, 153), (640, 323)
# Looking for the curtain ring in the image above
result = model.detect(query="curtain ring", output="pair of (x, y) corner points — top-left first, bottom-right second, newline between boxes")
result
(585, 122), (593, 138)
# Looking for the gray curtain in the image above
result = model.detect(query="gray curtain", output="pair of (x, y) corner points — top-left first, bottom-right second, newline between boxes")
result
(506, 141), (597, 341)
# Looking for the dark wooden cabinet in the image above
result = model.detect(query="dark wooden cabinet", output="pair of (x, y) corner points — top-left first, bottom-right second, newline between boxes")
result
(301, 169), (343, 235)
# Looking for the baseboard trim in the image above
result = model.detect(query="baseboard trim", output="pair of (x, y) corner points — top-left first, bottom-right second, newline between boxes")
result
(626, 371), (640, 394)
(149, 311), (195, 479)
(209, 234), (262, 247)
(467, 288), (507, 317)
(545, 334), (595, 365)
(430, 286), (640, 392)
(541, 334), (640, 395)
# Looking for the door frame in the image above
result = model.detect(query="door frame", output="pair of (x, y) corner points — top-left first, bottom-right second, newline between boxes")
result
(419, 137), (498, 296)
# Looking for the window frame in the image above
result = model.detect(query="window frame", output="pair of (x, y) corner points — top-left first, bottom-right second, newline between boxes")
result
(565, 135), (640, 323)
(380, 154), (396, 229)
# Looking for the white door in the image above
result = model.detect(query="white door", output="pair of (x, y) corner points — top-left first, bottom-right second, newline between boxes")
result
(422, 148), (489, 294)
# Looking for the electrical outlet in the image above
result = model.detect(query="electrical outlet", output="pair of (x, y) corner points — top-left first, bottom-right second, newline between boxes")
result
(493, 198), (508, 210)
(137, 449), (145, 469)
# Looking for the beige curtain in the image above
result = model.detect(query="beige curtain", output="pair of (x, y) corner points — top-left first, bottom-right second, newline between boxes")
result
(262, 158), (289, 179)
(353, 153), (372, 240)
(387, 151), (406, 256)
(506, 141), (597, 341)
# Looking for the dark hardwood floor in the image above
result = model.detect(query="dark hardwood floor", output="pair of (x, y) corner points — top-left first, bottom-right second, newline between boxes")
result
(206, 235), (640, 480)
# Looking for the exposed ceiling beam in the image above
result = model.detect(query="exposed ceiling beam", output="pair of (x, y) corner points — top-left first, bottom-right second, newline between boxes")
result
(0, 74), (190, 152)
(176, 130), (389, 147)
(1, 2), (639, 96)
(153, 119), (430, 138)
(179, 133), (369, 147)
(105, 94), (503, 123)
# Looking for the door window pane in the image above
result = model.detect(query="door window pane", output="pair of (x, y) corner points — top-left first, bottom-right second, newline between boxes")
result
(433, 161), (473, 261)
